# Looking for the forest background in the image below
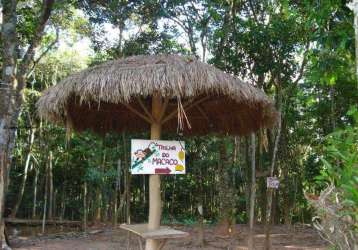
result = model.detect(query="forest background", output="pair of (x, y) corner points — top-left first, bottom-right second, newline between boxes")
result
(0, 0), (357, 248)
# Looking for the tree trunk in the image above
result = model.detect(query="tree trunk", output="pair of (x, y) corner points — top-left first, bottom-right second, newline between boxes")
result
(347, 1), (358, 86)
(1, 0), (55, 244)
(95, 151), (106, 223)
(197, 204), (205, 246)
(113, 159), (121, 226)
(83, 181), (87, 232)
(197, 164), (206, 246)
(248, 133), (256, 250)
(122, 133), (131, 224)
(244, 137), (251, 218)
(48, 151), (53, 220)
(10, 128), (36, 218)
(264, 98), (282, 250)
(95, 188), (102, 222)
(53, 189), (57, 219)
(0, 0), (18, 245)
(60, 185), (66, 221)
(216, 139), (234, 236)
(32, 167), (39, 219)
(257, 130), (267, 223)
(118, 22), (124, 57)
(42, 157), (49, 234)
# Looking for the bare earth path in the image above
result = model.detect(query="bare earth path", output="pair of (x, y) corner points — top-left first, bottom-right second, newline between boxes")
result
(10, 224), (328, 250)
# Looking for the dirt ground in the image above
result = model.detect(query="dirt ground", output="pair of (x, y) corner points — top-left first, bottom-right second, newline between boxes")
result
(10, 224), (329, 250)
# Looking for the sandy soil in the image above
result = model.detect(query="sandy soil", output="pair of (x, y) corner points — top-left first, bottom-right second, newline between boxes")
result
(10, 224), (329, 250)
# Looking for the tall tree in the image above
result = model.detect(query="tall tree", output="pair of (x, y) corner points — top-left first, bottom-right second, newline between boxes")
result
(0, 0), (55, 244)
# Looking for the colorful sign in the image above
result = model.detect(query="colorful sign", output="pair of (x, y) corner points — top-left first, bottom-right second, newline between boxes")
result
(267, 177), (280, 189)
(131, 139), (185, 175)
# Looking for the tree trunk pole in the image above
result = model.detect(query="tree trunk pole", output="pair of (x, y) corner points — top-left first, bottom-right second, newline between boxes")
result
(10, 128), (36, 218)
(32, 167), (39, 219)
(348, 1), (358, 87)
(42, 157), (49, 234)
(113, 159), (121, 226)
(145, 94), (162, 250)
(264, 111), (282, 250)
(83, 181), (87, 232)
(48, 151), (53, 220)
(248, 133), (256, 250)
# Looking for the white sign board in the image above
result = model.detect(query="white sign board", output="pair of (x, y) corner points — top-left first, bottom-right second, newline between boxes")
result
(131, 139), (185, 175)
(267, 177), (280, 189)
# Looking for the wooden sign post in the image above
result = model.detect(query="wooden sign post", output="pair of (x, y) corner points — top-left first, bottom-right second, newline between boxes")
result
(131, 139), (185, 175)
(267, 177), (280, 189)
(147, 93), (163, 250)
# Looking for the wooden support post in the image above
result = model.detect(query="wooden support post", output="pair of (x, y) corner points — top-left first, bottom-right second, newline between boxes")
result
(146, 93), (163, 250)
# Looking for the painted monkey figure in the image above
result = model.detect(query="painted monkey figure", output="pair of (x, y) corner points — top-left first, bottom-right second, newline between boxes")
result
(132, 142), (158, 170)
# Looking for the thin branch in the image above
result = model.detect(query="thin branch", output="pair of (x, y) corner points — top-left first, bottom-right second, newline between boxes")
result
(158, 97), (170, 122)
(136, 97), (154, 123)
(160, 3), (189, 32)
(292, 41), (310, 85)
(27, 28), (60, 78)
(122, 103), (152, 124)
(196, 104), (210, 123)
(248, 0), (259, 24)
(18, 0), (55, 78)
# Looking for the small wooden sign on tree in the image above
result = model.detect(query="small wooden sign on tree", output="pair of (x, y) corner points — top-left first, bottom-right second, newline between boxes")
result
(267, 177), (280, 189)
(131, 139), (185, 175)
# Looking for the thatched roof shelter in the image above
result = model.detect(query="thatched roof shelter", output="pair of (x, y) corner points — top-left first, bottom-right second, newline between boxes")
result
(38, 54), (279, 250)
(37, 54), (278, 135)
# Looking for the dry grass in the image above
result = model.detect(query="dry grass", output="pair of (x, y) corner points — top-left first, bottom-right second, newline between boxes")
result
(37, 54), (278, 135)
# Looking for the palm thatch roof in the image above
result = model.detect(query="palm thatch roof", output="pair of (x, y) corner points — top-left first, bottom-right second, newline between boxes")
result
(37, 54), (278, 135)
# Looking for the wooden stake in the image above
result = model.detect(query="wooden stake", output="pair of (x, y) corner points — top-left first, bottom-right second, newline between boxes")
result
(146, 93), (163, 250)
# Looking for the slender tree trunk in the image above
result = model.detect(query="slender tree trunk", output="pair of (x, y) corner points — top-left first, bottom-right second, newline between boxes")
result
(95, 151), (106, 223)
(1, 0), (54, 245)
(113, 159), (121, 226)
(0, 0), (18, 245)
(244, 137), (251, 217)
(32, 167), (39, 219)
(355, 6), (358, 85)
(60, 185), (65, 221)
(283, 183), (290, 225)
(48, 151), (53, 220)
(42, 157), (49, 234)
(216, 139), (234, 236)
(197, 203), (205, 246)
(126, 169), (131, 224)
(122, 133), (131, 224)
(10, 128), (36, 218)
(83, 181), (87, 232)
(347, 1), (358, 87)
(53, 189), (57, 218)
(197, 165), (205, 246)
(264, 98), (282, 250)
(330, 86), (336, 130)
(117, 20), (125, 57)
(248, 133), (256, 250)
(95, 188), (102, 222)
(257, 130), (266, 223)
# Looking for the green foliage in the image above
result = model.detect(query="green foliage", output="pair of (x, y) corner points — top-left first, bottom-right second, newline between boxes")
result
(316, 107), (358, 224)
(6, 0), (358, 234)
